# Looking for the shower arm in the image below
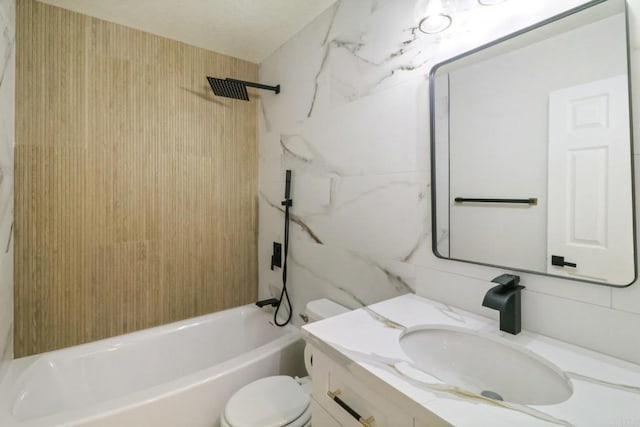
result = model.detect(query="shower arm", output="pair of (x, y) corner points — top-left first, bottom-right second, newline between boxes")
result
(227, 79), (280, 94)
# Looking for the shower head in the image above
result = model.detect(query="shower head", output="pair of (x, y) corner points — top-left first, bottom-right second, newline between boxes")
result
(206, 77), (280, 101)
(207, 77), (249, 101)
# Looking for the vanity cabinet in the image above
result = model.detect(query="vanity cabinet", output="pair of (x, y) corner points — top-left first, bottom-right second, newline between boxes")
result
(309, 345), (441, 427)
(311, 399), (342, 427)
(304, 294), (640, 426)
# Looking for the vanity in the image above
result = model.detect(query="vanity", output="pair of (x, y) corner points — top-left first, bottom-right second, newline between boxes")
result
(302, 294), (640, 426)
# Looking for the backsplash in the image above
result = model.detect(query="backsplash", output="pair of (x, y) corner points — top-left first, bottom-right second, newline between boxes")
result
(0, 0), (14, 376)
(259, 0), (640, 364)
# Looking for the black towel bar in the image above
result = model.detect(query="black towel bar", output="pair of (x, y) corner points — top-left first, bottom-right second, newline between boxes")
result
(454, 197), (538, 205)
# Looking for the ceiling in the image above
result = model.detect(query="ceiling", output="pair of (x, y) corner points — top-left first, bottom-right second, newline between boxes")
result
(37, 0), (338, 63)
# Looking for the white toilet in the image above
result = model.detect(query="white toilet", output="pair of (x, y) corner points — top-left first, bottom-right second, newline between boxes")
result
(220, 299), (350, 427)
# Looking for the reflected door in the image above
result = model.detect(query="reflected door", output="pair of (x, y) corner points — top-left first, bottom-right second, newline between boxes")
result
(547, 75), (634, 283)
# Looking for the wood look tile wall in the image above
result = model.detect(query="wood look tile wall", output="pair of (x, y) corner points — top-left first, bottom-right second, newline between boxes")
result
(14, 0), (258, 356)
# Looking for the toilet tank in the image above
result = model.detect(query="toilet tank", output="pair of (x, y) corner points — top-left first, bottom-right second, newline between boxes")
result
(305, 299), (349, 323)
(303, 299), (350, 377)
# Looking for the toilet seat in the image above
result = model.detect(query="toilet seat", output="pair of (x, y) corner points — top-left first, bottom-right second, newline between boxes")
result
(222, 376), (311, 427)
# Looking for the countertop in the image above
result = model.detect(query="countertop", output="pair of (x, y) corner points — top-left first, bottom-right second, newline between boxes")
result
(301, 294), (640, 426)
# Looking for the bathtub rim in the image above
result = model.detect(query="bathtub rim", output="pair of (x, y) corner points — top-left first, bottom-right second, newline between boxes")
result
(0, 304), (301, 427)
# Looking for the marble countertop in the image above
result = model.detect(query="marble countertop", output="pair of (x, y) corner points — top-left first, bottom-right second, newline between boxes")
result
(301, 294), (640, 426)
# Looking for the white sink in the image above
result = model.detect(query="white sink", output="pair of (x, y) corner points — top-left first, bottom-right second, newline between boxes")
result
(399, 325), (573, 405)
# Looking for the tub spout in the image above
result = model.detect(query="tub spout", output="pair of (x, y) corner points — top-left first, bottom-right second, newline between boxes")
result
(256, 298), (279, 308)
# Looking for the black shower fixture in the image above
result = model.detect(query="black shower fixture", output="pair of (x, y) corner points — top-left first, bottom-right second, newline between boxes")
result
(206, 77), (280, 101)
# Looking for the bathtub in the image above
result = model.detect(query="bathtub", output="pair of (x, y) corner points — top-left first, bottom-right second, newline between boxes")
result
(0, 304), (305, 427)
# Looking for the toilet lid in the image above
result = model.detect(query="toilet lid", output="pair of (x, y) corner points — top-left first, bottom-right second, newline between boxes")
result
(224, 376), (310, 427)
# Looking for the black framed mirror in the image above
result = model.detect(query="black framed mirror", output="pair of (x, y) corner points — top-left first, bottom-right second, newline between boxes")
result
(430, 0), (636, 286)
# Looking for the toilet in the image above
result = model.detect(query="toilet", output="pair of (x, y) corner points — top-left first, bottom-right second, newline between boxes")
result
(220, 299), (350, 427)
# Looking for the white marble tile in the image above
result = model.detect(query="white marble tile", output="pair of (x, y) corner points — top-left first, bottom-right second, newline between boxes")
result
(0, 0), (14, 256)
(326, 0), (433, 106)
(292, 175), (332, 215)
(286, 172), (429, 260)
(0, 0), (13, 375)
(261, 246), (413, 326)
(630, 0), (640, 49)
(0, 246), (12, 366)
(612, 280), (640, 315)
(0, 6), (13, 57)
(514, 272), (612, 308)
(0, 0), (14, 174)
(258, 179), (286, 299)
(260, 0), (590, 127)
(282, 240), (415, 324)
(413, 265), (630, 363)
(324, 0), (590, 107)
(0, 0), (15, 38)
(415, 241), (614, 308)
(0, 172), (11, 256)
(631, 33), (640, 154)
(415, 266), (499, 320)
(260, 170), (430, 263)
(611, 156), (640, 314)
(522, 290), (640, 365)
(258, 130), (283, 185)
(0, 0), (14, 72)
(259, 0), (640, 365)
(277, 77), (430, 177)
(259, 3), (339, 129)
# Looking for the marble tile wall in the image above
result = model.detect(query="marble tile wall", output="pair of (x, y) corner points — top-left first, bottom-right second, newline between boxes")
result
(259, 0), (640, 364)
(0, 0), (14, 377)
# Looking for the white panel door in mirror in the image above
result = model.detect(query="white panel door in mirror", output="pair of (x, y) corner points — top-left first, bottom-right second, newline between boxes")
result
(547, 75), (634, 284)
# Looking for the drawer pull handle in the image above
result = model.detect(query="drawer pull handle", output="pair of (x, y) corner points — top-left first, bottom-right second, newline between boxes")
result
(327, 389), (375, 427)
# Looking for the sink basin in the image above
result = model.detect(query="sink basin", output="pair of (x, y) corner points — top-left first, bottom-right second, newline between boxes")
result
(399, 325), (573, 405)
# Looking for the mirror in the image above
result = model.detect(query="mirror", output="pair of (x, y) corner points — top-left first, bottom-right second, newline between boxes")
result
(430, 0), (636, 287)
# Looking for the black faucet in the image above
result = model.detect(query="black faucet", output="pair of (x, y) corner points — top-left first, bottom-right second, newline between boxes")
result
(482, 274), (525, 335)
(256, 298), (279, 308)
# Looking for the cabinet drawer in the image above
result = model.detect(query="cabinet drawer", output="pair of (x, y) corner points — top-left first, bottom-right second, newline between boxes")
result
(311, 348), (413, 427)
(311, 398), (342, 427)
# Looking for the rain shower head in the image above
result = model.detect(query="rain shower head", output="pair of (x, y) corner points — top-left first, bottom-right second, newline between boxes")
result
(206, 77), (280, 101)
(207, 77), (249, 101)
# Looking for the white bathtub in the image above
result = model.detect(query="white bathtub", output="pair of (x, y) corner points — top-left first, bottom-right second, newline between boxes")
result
(0, 304), (304, 427)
